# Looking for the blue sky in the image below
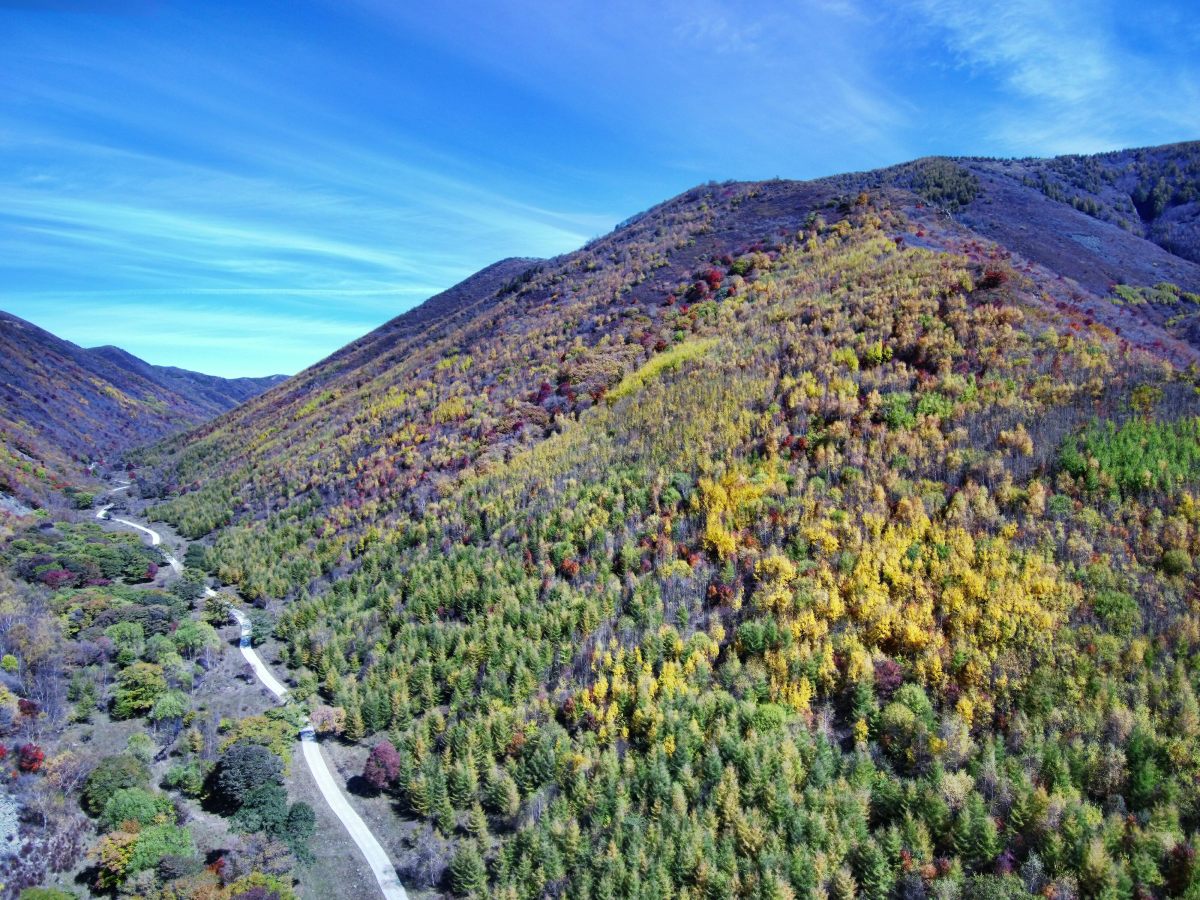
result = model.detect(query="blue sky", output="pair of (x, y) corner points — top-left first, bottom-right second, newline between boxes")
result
(2, 0), (1197, 376)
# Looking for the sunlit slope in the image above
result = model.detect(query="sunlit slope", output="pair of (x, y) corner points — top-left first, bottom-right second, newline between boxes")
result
(159, 194), (1200, 897)
(146, 148), (1200, 581)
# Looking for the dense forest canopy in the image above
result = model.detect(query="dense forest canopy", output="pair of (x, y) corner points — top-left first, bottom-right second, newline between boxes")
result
(136, 189), (1200, 898)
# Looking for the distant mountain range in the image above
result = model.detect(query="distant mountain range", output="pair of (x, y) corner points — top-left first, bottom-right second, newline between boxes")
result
(0, 310), (284, 506)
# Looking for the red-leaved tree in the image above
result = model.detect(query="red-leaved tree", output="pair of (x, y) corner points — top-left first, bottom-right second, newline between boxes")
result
(40, 569), (76, 589)
(17, 743), (44, 773)
(362, 739), (401, 792)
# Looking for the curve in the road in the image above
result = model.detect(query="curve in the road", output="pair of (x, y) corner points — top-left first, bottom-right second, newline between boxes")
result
(99, 503), (408, 900)
(226, 603), (289, 700)
(96, 490), (183, 575)
(229, 605), (408, 900)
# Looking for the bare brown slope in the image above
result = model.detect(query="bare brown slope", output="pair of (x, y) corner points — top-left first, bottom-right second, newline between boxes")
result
(821, 144), (1200, 351)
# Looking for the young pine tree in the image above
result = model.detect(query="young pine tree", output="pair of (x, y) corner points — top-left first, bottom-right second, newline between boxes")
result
(449, 840), (488, 897)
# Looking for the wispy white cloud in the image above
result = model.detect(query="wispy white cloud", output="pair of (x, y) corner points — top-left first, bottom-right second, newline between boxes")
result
(2, 0), (1196, 380)
(905, 0), (1200, 154)
(921, 2), (1109, 104)
(672, 11), (768, 55)
(346, 0), (916, 174)
(0, 11), (621, 375)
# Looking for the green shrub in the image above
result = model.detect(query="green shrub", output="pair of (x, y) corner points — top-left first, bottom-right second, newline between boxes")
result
(148, 690), (189, 724)
(162, 761), (207, 798)
(100, 787), (172, 831)
(902, 158), (980, 211)
(230, 782), (289, 834)
(832, 347), (859, 371)
(862, 340), (892, 367)
(879, 701), (920, 760)
(916, 391), (954, 419)
(125, 824), (194, 878)
(183, 543), (212, 572)
(751, 703), (787, 733)
(1162, 549), (1193, 576)
(484, 769), (520, 818)
(1111, 282), (1200, 307)
(83, 754), (150, 816)
(449, 840), (488, 896)
(280, 802), (316, 862)
(211, 743), (283, 811)
(880, 393), (916, 429)
(1093, 590), (1141, 635)
(172, 620), (219, 658)
(1047, 494), (1073, 516)
(893, 683), (936, 728)
(1060, 418), (1200, 496)
(126, 732), (155, 764)
(247, 609), (275, 647)
(112, 662), (167, 719)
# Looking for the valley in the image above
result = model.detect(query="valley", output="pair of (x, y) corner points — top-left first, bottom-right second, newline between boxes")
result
(0, 312), (283, 512)
(7, 0), (1200, 892)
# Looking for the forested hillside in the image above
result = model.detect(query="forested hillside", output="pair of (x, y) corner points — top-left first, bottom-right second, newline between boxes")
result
(0, 311), (283, 508)
(126, 144), (1200, 898)
(847, 144), (1200, 352)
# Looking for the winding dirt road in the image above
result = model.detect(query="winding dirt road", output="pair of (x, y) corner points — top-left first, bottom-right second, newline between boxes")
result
(96, 491), (408, 900)
(96, 483), (183, 575)
(226, 602), (289, 699)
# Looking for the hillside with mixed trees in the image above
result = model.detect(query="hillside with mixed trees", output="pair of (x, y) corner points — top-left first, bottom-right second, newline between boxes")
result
(4, 142), (1200, 899)
(121, 142), (1200, 899)
(0, 311), (284, 509)
(881, 143), (1200, 351)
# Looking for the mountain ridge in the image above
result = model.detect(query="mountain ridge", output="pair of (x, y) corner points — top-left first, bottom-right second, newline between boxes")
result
(132, 144), (1200, 896)
(138, 141), (1200, 505)
(140, 141), (1200, 570)
(87, 344), (287, 409)
(0, 309), (284, 506)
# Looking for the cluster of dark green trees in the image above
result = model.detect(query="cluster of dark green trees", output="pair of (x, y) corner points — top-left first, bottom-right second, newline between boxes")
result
(6, 521), (161, 588)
